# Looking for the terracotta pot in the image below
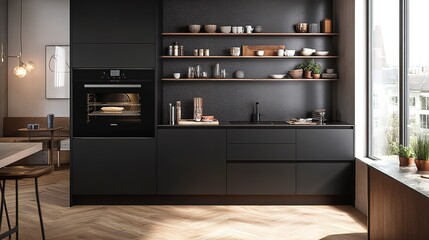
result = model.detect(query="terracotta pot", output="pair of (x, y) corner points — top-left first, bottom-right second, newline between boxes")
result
(304, 70), (313, 79)
(414, 159), (429, 171)
(312, 73), (321, 79)
(399, 157), (415, 167)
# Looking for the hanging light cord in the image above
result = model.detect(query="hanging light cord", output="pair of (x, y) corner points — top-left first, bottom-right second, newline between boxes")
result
(19, 0), (23, 59)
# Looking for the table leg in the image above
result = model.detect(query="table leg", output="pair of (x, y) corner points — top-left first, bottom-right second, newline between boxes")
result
(50, 131), (54, 166)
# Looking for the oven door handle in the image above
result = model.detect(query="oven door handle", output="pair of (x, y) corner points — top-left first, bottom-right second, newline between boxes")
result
(84, 84), (142, 88)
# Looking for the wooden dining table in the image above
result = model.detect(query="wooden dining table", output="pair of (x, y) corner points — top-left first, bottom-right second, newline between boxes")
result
(0, 143), (43, 168)
(17, 127), (63, 165)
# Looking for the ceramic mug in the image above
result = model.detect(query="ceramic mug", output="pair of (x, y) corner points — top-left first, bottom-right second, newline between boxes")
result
(245, 25), (254, 33)
(230, 47), (241, 56)
(237, 26), (244, 33)
(232, 26), (238, 33)
(277, 49), (285, 56)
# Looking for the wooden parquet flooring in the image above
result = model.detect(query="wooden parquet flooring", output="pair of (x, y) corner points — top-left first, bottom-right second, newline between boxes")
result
(0, 168), (367, 239)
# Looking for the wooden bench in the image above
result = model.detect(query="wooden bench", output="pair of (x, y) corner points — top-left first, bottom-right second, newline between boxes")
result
(0, 117), (70, 165)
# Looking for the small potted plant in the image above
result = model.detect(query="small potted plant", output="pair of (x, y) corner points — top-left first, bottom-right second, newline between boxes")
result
(296, 59), (318, 79)
(312, 64), (322, 79)
(412, 135), (429, 171)
(398, 144), (415, 167)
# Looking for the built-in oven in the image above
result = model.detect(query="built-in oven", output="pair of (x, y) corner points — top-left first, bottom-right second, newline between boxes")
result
(72, 69), (155, 137)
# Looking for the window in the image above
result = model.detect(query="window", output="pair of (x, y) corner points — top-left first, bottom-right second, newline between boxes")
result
(370, 0), (429, 158)
(410, 97), (416, 107)
(420, 114), (429, 129)
(369, 0), (399, 158)
(420, 96), (429, 110)
(408, 0), (429, 140)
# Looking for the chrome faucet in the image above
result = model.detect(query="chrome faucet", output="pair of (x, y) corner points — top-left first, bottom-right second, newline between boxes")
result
(254, 102), (261, 122)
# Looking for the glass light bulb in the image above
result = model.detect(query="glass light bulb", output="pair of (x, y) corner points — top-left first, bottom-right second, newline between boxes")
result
(25, 61), (35, 72)
(14, 65), (27, 78)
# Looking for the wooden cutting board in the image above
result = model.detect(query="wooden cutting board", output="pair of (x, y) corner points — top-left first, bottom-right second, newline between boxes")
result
(178, 119), (220, 126)
(242, 45), (285, 56)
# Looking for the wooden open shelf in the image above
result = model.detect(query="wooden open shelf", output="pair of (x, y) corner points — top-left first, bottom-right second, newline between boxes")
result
(162, 33), (339, 36)
(162, 78), (338, 82)
(162, 56), (338, 59)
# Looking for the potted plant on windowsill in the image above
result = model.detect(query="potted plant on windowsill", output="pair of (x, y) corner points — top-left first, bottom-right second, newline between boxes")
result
(398, 144), (415, 167)
(412, 135), (429, 171)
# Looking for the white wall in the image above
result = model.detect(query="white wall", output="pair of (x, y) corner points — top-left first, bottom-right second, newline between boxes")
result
(8, 0), (69, 117)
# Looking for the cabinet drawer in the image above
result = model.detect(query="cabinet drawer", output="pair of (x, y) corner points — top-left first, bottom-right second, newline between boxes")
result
(72, 44), (156, 68)
(296, 162), (354, 195)
(227, 144), (295, 161)
(297, 129), (354, 160)
(227, 129), (295, 144)
(227, 163), (296, 195)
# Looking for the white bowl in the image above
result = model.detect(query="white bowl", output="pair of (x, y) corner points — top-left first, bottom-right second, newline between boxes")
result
(173, 73), (181, 79)
(255, 50), (265, 56)
(270, 74), (286, 79)
(284, 50), (296, 56)
(302, 48), (316, 52)
(315, 50), (329, 56)
(220, 26), (232, 33)
(301, 50), (314, 56)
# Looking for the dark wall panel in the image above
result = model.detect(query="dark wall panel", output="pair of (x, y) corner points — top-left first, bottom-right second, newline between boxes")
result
(162, 81), (333, 123)
(163, 0), (333, 33)
(162, 0), (335, 124)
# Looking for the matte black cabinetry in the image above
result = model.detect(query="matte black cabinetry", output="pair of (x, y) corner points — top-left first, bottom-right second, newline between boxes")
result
(296, 162), (353, 195)
(227, 163), (296, 195)
(72, 138), (157, 195)
(72, 44), (156, 68)
(297, 129), (354, 160)
(158, 129), (226, 195)
(71, 0), (156, 44)
(226, 129), (296, 195)
(70, 0), (157, 67)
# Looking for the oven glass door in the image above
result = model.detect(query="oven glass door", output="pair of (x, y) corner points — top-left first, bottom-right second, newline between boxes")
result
(73, 81), (154, 137)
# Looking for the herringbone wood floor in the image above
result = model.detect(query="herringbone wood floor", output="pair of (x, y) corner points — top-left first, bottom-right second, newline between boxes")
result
(0, 168), (367, 239)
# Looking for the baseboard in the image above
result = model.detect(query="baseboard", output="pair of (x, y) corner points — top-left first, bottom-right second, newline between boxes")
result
(355, 200), (367, 216)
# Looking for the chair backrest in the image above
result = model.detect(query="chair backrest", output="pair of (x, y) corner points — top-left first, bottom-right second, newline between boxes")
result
(3, 117), (70, 137)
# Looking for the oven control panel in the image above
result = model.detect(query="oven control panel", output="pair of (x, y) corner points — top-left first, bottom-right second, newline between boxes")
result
(101, 70), (127, 80)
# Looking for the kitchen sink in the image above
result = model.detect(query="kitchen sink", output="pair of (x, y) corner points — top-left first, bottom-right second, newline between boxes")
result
(229, 121), (288, 125)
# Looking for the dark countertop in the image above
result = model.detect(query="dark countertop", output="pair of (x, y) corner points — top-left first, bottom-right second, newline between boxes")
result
(358, 157), (429, 198)
(158, 121), (354, 129)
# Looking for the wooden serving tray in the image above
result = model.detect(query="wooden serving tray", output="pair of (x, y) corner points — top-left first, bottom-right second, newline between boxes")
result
(178, 119), (220, 126)
(242, 45), (285, 56)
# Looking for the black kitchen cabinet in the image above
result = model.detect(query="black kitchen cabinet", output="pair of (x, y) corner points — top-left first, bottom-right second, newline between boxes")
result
(71, 138), (157, 195)
(227, 163), (296, 195)
(227, 144), (295, 161)
(71, 0), (156, 44)
(72, 44), (156, 68)
(158, 129), (226, 195)
(296, 162), (354, 195)
(227, 129), (296, 144)
(297, 129), (354, 161)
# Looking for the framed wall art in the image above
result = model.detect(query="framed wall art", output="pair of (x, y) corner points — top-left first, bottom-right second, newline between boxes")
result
(45, 45), (70, 99)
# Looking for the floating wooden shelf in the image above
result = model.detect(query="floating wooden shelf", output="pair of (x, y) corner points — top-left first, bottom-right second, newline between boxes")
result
(162, 78), (338, 82)
(162, 56), (338, 59)
(162, 33), (339, 36)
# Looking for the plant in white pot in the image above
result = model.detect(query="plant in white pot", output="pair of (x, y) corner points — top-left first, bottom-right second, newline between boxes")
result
(398, 144), (415, 167)
(412, 135), (429, 171)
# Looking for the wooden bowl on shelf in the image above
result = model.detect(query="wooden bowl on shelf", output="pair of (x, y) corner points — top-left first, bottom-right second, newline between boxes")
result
(204, 24), (217, 33)
(188, 24), (201, 33)
(288, 69), (303, 79)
